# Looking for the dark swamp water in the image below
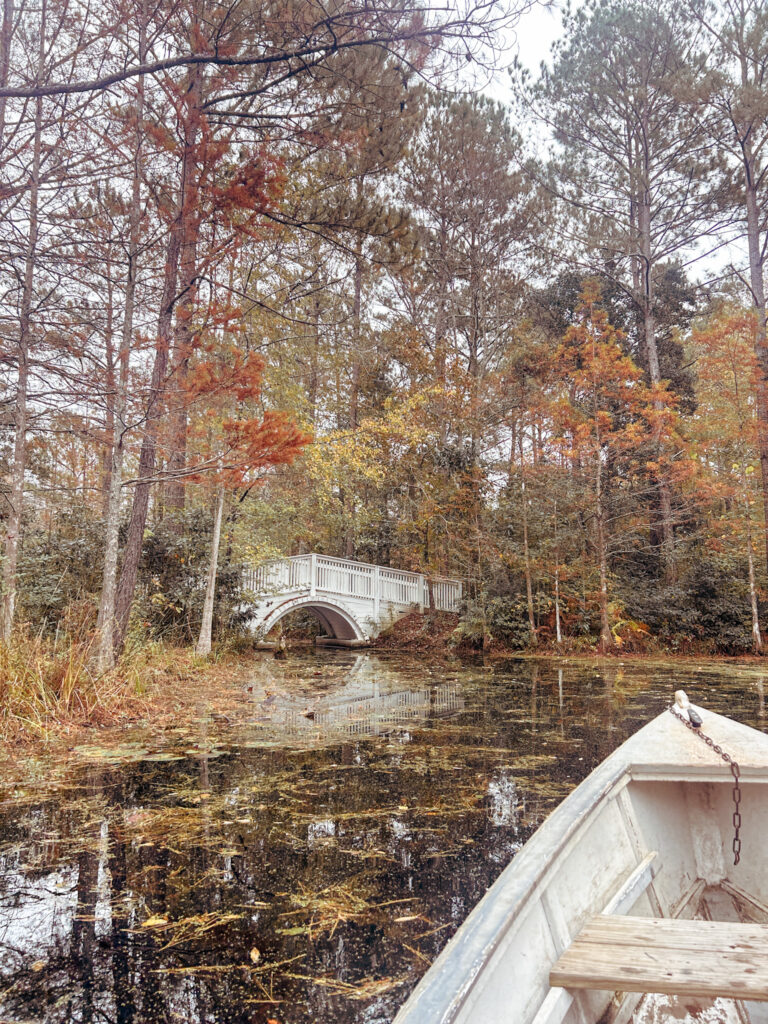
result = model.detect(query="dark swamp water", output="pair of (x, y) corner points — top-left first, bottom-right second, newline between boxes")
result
(1, 653), (767, 1024)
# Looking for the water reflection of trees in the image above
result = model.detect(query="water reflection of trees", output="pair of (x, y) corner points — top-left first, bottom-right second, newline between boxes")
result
(0, 729), (509, 1018)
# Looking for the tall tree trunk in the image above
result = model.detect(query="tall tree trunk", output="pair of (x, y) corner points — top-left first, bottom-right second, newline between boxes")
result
(554, 565), (562, 644)
(595, 461), (611, 654)
(553, 498), (562, 644)
(112, 225), (181, 655)
(638, 188), (675, 582)
(308, 288), (320, 423)
(343, 249), (363, 560)
(518, 430), (537, 645)
(101, 272), (116, 514)
(95, 7), (146, 672)
(164, 63), (202, 514)
(434, 215), (449, 450)
(745, 488), (763, 655)
(196, 485), (225, 657)
(743, 147), (768, 571)
(1, 4), (44, 640)
(592, 397), (612, 654)
(349, 250), (362, 430)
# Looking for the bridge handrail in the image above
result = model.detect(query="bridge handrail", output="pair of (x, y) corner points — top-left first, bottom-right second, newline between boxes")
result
(242, 554), (462, 613)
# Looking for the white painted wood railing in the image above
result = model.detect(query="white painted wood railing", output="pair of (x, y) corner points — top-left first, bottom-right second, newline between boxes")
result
(242, 554), (462, 613)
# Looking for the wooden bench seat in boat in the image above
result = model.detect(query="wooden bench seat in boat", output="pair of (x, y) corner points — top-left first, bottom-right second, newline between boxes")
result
(550, 913), (768, 1000)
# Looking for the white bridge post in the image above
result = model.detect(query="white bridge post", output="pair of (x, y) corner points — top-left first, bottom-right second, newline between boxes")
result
(310, 553), (317, 596)
(374, 565), (380, 620)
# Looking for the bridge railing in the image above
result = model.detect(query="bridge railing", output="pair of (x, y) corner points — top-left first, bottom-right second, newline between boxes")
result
(243, 555), (311, 593)
(243, 554), (462, 613)
(429, 577), (463, 612)
(316, 555), (375, 599)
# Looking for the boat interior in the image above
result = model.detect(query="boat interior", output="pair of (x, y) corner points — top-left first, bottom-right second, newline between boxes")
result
(595, 879), (768, 1024)
(392, 707), (768, 1024)
(547, 777), (768, 1024)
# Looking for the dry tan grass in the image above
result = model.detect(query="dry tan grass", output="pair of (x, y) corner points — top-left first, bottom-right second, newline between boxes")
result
(0, 628), (257, 747)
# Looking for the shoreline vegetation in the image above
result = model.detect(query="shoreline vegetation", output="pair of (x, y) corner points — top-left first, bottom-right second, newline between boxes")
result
(0, 628), (259, 749)
(2, 616), (767, 752)
(375, 612), (768, 663)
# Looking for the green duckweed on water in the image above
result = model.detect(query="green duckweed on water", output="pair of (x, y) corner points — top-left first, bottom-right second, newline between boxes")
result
(0, 652), (766, 1023)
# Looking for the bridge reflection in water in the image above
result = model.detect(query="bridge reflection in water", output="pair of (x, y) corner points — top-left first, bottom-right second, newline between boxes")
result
(247, 653), (463, 740)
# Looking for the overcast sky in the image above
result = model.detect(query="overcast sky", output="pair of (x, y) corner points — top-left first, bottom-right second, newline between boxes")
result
(514, 2), (565, 71)
(475, 1), (565, 107)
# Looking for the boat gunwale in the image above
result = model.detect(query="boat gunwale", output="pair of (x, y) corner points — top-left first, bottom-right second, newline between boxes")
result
(393, 705), (767, 1024)
(393, 743), (630, 1023)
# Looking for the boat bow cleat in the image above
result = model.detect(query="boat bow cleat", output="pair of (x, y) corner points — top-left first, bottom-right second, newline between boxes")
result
(674, 689), (702, 728)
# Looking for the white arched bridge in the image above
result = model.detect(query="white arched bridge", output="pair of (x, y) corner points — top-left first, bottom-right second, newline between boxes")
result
(242, 554), (462, 646)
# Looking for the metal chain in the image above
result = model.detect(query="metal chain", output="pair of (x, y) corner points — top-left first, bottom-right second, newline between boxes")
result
(669, 705), (742, 865)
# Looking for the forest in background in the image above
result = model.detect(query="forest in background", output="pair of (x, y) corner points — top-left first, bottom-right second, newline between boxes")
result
(2, 0), (768, 668)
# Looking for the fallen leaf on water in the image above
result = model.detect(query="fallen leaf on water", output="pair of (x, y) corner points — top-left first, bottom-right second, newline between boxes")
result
(142, 915), (169, 928)
(31, 960), (45, 972)
(249, 947), (261, 963)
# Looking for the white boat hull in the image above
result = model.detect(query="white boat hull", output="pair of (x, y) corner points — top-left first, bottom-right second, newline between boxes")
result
(394, 704), (768, 1024)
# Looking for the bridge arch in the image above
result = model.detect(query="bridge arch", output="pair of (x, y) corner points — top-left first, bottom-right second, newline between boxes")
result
(254, 594), (369, 643)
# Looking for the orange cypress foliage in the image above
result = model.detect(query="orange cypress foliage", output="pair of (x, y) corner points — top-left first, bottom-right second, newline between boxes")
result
(185, 345), (310, 489)
(551, 280), (684, 651)
(691, 306), (764, 652)
(214, 151), (286, 218)
(220, 411), (309, 487)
